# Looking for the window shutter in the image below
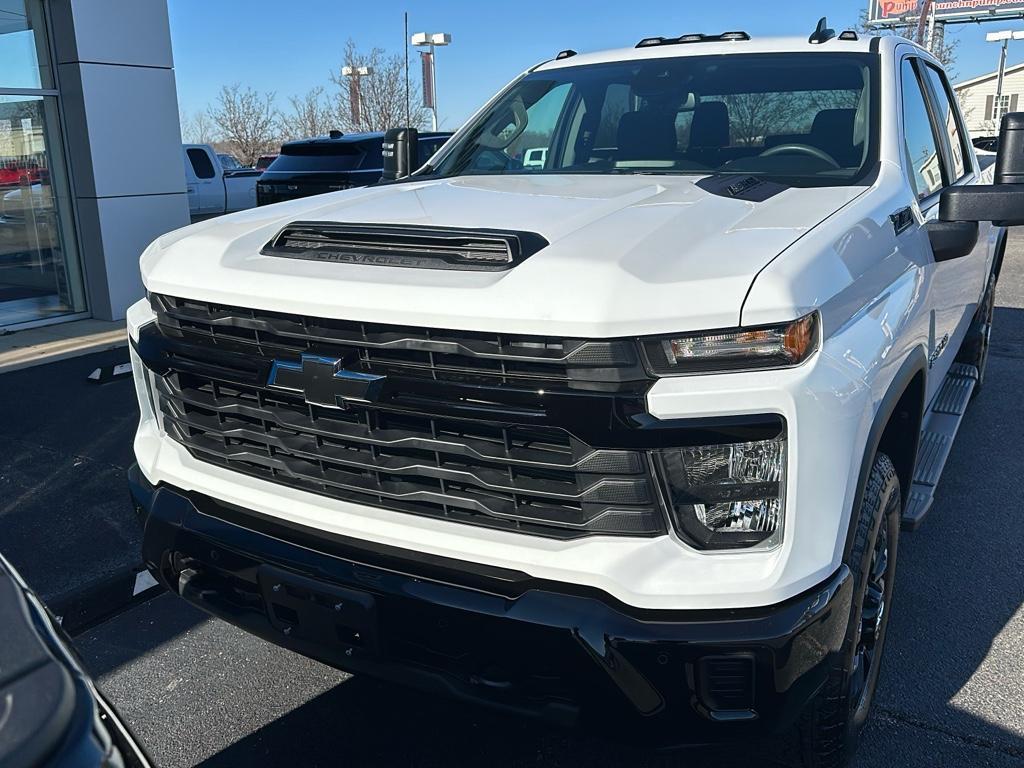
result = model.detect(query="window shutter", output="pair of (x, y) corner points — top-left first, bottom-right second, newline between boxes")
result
(986, 94), (995, 120)
(1011, 94), (1020, 113)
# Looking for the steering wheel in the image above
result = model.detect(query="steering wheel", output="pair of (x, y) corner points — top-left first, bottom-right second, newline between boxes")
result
(759, 143), (840, 169)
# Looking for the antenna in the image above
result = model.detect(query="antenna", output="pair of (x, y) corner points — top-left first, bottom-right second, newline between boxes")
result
(808, 17), (836, 45)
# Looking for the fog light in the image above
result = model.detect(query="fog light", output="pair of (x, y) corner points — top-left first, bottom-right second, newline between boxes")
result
(655, 437), (786, 550)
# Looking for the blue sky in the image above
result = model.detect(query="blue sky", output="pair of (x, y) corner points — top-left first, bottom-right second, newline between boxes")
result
(168, 0), (1024, 130)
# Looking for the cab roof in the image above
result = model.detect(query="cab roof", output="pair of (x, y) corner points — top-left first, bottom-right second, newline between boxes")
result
(535, 34), (909, 73)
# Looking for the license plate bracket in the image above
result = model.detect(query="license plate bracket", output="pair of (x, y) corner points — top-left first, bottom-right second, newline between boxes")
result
(258, 565), (378, 654)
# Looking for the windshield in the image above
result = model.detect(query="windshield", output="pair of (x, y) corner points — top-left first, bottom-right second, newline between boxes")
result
(431, 53), (877, 186)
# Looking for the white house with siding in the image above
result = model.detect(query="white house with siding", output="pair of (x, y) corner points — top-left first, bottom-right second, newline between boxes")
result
(954, 62), (1024, 138)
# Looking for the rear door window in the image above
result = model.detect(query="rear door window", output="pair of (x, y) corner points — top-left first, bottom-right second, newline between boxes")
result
(187, 148), (215, 179)
(921, 63), (971, 180)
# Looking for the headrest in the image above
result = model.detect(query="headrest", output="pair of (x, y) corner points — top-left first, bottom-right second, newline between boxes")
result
(616, 111), (677, 160)
(811, 109), (856, 145)
(690, 101), (729, 149)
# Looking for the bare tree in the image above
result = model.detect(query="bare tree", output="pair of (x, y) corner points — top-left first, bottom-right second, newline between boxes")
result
(208, 84), (281, 165)
(180, 109), (217, 144)
(279, 86), (335, 141)
(330, 40), (430, 132)
(722, 93), (796, 146)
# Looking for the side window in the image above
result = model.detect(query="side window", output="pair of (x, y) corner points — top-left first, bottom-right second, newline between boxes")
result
(503, 83), (573, 167)
(922, 63), (971, 180)
(187, 148), (215, 180)
(901, 59), (945, 200)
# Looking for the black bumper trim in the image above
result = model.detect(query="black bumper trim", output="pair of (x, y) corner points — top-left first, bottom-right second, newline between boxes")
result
(129, 464), (853, 744)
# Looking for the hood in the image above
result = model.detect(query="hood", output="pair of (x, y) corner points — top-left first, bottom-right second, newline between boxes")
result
(142, 174), (865, 337)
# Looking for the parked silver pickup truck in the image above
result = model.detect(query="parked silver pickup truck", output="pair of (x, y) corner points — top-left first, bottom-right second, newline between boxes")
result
(182, 144), (259, 220)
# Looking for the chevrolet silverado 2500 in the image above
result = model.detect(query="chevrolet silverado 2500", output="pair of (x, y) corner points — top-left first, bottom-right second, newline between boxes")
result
(127, 24), (1023, 766)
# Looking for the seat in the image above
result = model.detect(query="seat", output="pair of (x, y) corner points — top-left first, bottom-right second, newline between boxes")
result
(615, 111), (677, 166)
(687, 101), (729, 166)
(809, 108), (859, 167)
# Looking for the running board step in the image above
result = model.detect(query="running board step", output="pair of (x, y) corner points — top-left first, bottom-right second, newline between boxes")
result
(902, 363), (978, 530)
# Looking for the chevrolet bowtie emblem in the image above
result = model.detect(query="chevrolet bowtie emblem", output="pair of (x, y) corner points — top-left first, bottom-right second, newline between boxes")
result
(267, 355), (385, 408)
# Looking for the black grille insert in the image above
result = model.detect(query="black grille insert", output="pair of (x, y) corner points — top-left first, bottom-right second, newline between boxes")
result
(144, 295), (663, 538)
(154, 371), (664, 538)
(150, 293), (649, 392)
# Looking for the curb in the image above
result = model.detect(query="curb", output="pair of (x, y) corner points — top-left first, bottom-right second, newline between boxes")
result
(48, 564), (165, 637)
(0, 329), (128, 375)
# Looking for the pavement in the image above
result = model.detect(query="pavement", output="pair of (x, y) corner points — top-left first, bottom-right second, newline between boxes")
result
(0, 317), (126, 373)
(4, 238), (1024, 766)
(0, 347), (142, 606)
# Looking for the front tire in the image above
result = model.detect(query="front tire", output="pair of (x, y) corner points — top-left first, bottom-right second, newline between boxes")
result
(798, 453), (901, 768)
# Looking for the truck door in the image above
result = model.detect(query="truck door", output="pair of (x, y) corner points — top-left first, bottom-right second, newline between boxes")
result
(185, 147), (221, 216)
(898, 54), (990, 401)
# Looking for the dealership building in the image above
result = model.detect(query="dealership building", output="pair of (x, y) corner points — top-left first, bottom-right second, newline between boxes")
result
(0, 0), (187, 331)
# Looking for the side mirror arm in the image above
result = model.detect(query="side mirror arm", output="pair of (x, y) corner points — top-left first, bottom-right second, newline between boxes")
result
(925, 219), (978, 262)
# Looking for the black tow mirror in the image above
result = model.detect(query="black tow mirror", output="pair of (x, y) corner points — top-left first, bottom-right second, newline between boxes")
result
(381, 127), (419, 181)
(995, 111), (1024, 184)
(937, 113), (1024, 229)
(939, 184), (1024, 226)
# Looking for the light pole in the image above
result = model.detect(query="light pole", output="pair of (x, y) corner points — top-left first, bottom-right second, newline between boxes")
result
(986, 30), (1024, 128)
(341, 65), (374, 131)
(410, 31), (451, 131)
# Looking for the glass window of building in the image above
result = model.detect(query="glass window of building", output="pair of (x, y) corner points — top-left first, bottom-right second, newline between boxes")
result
(1, 0), (85, 328)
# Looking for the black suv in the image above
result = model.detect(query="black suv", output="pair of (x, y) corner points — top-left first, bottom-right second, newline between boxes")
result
(256, 131), (452, 206)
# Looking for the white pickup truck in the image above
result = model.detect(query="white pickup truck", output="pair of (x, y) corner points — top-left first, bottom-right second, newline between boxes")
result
(182, 144), (259, 220)
(128, 23), (1020, 766)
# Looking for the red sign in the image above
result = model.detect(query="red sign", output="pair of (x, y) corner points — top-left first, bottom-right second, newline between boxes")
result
(869, 0), (1024, 22)
(421, 51), (435, 109)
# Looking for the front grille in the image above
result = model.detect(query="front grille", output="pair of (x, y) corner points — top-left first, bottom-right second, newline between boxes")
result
(145, 295), (664, 539)
(154, 371), (662, 538)
(150, 293), (650, 392)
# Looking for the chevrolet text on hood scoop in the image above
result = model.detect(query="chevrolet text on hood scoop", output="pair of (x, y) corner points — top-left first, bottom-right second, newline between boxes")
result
(141, 174), (866, 337)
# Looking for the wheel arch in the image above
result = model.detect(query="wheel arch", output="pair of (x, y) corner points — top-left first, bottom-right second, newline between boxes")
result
(842, 350), (927, 561)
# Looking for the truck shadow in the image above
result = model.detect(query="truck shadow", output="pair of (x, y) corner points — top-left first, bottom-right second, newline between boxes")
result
(198, 675), (789, 768)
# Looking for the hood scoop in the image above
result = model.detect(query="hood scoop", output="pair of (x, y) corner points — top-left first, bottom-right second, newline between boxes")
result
(261, 221), (549, 271)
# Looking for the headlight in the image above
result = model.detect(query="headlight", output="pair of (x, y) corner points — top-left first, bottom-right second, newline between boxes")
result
(655, 436), (786, 550)
(641, 312), (818, 375)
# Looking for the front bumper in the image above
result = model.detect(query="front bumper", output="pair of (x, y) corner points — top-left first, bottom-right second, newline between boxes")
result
(130, 464), (852, 745)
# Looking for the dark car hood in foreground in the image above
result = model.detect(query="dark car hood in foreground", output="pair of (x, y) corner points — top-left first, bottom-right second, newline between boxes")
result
(0, 555), (151, 768)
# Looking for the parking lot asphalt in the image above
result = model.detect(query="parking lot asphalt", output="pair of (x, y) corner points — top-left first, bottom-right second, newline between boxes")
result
(0, 346), (141, 604)
(4, 237), (1024, 766)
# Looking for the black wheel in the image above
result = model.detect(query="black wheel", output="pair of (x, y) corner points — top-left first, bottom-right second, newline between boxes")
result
(798, 453), (901, 768)
(957, 272), (996, 392)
